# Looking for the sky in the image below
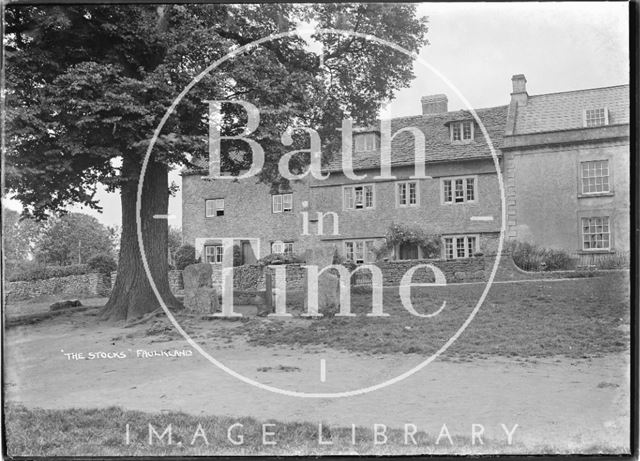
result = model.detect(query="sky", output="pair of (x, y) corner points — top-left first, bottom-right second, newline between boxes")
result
(3, 2), (629, 228)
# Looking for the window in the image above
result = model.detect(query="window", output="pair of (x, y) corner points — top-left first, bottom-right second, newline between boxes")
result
(354, 133), (378, 152)
(397, 181), (419, 207)
(271, 241), (294, 254)
(584, 108), (609, 127)
(581, 160), (610, 194)
(343, 184), (374, 210)
(450, 121), (474, 142)
(443, 235), (478, 260)
(442, 176), (476, 203)
(272, 193), (293, 213)
(205, 199), (225, 217)
(582, 217), (610, 251)
(344, 240), (376, 264)
(205, 245), (223, 264)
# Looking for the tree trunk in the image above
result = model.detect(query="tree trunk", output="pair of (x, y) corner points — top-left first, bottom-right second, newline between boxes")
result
(101, 158), (181, 322)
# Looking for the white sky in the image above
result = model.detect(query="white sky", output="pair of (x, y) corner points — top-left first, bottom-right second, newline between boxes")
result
(3, 2), (629, 228)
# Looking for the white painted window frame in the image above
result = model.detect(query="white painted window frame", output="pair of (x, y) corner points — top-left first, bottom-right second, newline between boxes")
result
(581, 216), (611, 251)
(343, 183), (375, 210)
(580, 160), (610, 195)
(343, 239), (376, 264)
(205, 198), (225, 217)
(583, 107), (609, 128)
(354, 132), (378, 152)
(450, 121), (474, 143)
(272, 193), (293, 213)
(442, 234), (480, 260)
(396, 180), (420, 208)
(205, 244), (224, 264)
(440, 175), (478, 204)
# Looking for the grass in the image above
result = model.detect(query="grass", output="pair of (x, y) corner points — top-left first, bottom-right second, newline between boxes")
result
(186, 272), (630, 359)
(2, 404), (576, 456)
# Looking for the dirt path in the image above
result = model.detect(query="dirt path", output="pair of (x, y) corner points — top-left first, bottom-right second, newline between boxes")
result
(4, 310), (630, 453)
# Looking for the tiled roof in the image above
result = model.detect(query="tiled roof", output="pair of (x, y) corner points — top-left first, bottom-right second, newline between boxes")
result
(324, 105), (508, 172)
(184, 105), (509, 174)
(513, 85), (629, 135)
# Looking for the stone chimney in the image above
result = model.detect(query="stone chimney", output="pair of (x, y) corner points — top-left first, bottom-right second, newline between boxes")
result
(510, 74), (528, 106)
(421, 94), (448, 115)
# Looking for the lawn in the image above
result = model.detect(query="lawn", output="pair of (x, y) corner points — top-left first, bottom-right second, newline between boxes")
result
(3, 404), (580, 456)
(184, 271), (630, 359)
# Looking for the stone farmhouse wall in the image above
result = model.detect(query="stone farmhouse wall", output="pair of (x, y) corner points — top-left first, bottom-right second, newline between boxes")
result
(5, 273), (111, 302)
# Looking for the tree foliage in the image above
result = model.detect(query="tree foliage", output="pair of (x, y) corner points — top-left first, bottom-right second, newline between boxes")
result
(4, 4), (428, 320)
(2, 206), (46, 265)
(35, 213), (115, 265)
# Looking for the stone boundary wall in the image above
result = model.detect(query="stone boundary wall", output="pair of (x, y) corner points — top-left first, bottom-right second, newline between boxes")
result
(17, 256), (592, 304)
(226, 255), (602, 291)
(5, 273), (111, 302)
(109, 270), (185, 294)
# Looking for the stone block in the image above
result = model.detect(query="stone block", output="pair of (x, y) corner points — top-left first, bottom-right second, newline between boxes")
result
(49, 299), (82, 311)
(184, 287), (219, 314)
(304, 270), (340, 315)
(183, 263), (213, 291)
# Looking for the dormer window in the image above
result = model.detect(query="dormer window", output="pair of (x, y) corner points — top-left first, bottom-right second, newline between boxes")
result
(450, 121), (474, 143)
(584, 108), (609, 127)
(354, 133), (379, 152)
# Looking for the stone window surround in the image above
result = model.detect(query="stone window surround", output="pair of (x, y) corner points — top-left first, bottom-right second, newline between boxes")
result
(442, 234), (480, 260)
(354, 132), (379, 152)
(272, 193), (293, 213)
(205, 198), (225, 218)
(343, 183), (376, 210)
(395, 180), (420, 208)
(440, 175), (478, 205)
(344, 239), (377, 264)
(577, 208), (616, 253)
(583, 107), (609, 128)
(449, 120), (474, 144)
(577, 156), (615, 198)
(271, 240), (294, 254)
(204, 244), (223, 264)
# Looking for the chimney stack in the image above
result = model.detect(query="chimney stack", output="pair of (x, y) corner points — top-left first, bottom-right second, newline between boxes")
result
(421, 94), (448, 115)
(511, 74), (528, 106)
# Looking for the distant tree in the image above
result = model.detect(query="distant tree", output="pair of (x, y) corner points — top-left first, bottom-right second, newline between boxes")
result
(87, 253), (118, 274)
(5, 4), (428, 320)
(167, 226), (182, 266)
(2, 206), (46, 265)
(35, 213), (115, 265)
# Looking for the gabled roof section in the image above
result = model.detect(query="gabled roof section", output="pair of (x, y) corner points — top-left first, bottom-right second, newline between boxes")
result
(183, 104), (509, 176)
(324, 105), (508, 172)
(513, 84), (629, 135)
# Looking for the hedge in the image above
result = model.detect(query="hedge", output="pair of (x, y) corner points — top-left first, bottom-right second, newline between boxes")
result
(7, 264), (91, 282)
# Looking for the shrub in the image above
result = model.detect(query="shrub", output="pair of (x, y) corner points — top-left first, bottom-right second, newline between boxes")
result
(256, 253), (304, 266)
(87, 254), (117, 274)
(508, 241), (576, 271)
(378, 223), (441, 260)
(174, 244), (197, 270)
(7, 264), (90, 282)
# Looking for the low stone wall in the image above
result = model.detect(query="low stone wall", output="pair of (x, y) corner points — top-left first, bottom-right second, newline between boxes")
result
(372, 258), (486, 285)
(232, 264), (306, 291)
(5, 273), (111, 302)
(109, 270), (185, 293)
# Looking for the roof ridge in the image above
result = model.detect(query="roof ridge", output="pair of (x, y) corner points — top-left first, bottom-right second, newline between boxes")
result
(356, 104), (509, 128)
(528, 84), (629, 99)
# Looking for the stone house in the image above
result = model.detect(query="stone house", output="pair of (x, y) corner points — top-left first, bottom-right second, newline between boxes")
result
(181, 94), (508, 264)
(181, 75), (629, 265)
(502, 75), (630, 254)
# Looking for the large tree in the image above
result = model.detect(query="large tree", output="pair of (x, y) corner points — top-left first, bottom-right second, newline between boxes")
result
(4, 4), (428, 321)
